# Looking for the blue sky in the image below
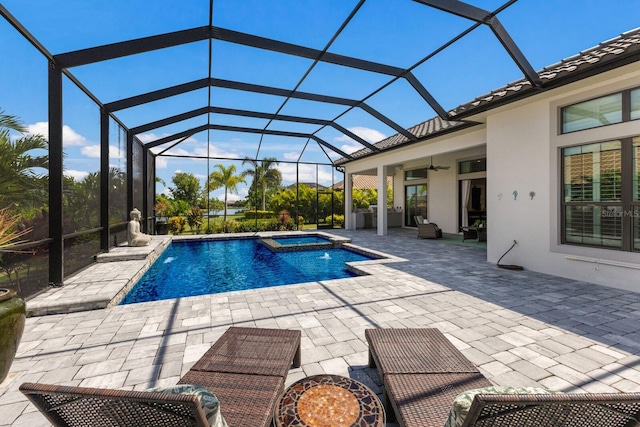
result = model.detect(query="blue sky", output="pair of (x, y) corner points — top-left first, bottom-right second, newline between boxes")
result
(2, 0), (640, 202)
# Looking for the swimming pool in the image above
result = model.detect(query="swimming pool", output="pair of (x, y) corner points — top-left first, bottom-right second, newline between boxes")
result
(272, 235), (330, 245)
(119, 238), (375, 304)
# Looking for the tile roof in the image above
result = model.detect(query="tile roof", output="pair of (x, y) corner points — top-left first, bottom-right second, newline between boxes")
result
(450, 27), (640, 118)
(336, 27), (640, 166)
(335, 116), (475, 164)
(333, 175), (393, 190)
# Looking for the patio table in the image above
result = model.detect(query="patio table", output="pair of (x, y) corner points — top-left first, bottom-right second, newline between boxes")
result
(273, 374), (385, 427)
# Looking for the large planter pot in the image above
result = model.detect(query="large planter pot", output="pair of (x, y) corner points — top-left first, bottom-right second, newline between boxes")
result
(156, 221), (169, 235)
(0, 288), (26, 384)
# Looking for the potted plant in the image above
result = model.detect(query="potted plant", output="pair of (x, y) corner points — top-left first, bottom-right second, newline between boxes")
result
(154, 200), (170, 235)
(0, 207), (28, 384)
(472, 219), (486, 228)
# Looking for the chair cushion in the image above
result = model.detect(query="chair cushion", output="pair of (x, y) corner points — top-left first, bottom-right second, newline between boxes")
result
(147, 384), (228, 427)
(444, 386), (558, 427)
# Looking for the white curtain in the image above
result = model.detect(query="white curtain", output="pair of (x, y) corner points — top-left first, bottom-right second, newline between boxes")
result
(461, 180), (471, 227)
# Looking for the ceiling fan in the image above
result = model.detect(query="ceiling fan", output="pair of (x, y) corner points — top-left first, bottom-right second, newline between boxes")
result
(428, 157), (450, 171)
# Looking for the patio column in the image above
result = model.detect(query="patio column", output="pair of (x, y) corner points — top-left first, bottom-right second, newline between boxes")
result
(344, 172), (354, 230)
(377, 165), (388, 236)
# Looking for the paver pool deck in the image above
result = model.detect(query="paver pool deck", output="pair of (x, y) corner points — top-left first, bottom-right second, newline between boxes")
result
(2, 228), (640, 426)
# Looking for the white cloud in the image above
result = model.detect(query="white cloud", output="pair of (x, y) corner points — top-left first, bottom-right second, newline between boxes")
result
(137, 133), (162, 143)
(81, 144), (125, 159)
(26, 122), (89, 146)
(333, 126), (386, 155)
(277, 163), (333, 186)
(340, 143), (362, 155)
(283, 152), (300, 161)
(151, 142), (241, 160)
(335, 126), (386, 143)
(217, 193), (243, 202)
(156, 157), (168, 169)
(64, 169), (89, 180)
(137, 132), (199, 145)
(193, 143), (241, 159)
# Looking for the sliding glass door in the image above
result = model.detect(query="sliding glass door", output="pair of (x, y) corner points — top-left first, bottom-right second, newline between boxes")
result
(405, 184), (427, 226)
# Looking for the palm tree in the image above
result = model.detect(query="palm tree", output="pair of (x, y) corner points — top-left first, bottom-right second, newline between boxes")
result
(242, 157), (282, 211)
(0, 110), (48, 210)
(208, 164), (245, 224)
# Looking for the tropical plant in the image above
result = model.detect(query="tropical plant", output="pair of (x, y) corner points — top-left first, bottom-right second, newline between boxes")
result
(186, 206), (204, 233)
(169, 199), (190, 217)
(107, 167), (128, 224)
(0, 109), (48, 211)
(168, 216), (186, 234)
(63, 173), (99, 232)
(325, 214), (345, 227)
(269, 184), (319, 223)
(0, 204), (34, 292)
(0, 206), (31, 250)
(242, 157), (282, 211)
(208, 164), (245, 225)
(154, 197), (170, 220)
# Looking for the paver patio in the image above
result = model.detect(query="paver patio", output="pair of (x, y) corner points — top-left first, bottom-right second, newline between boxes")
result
(1, 228), (640, 426)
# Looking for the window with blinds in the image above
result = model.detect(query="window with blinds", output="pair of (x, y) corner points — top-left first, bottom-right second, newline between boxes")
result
(562, 137), (640, 251)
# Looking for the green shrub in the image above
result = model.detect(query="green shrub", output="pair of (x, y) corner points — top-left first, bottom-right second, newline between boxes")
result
(243, 210), (274, 220)
(324, 214), (344, 227)
(168, 216), (186, 234)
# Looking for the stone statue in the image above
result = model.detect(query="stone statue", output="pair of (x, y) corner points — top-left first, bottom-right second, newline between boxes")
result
(128, 208), (152, 247)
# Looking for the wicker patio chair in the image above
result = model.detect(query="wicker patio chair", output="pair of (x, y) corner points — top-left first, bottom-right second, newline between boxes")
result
(476, 226), (487, 243)
(21, 326), (301, 427)
(462, 226), (487, 243)
(414, 215), (442, 239)
(365, 328), (640, 427)
(19, 383), (212, 427)
(462, 392), (640, 427)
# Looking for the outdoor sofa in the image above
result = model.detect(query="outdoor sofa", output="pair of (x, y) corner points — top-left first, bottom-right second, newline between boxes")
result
(20, 326), (301, 427)
(366, 328), (640, 427)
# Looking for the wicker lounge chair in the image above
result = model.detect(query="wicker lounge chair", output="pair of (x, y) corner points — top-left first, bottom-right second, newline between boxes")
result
(414, 215), (442, 239)
(21, 326), (301, 427)
(366, 328), (640, 427)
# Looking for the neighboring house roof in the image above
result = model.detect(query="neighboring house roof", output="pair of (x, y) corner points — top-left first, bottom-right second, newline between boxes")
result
(333, 175), (393, 191)
(285, 182), (328, 190)
(336, 27), (640, 165)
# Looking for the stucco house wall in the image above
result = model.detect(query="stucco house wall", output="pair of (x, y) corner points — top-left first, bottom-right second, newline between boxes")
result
(345, 128), (486, 231)
(343, 60), (640, 293)
(478, 63), (640, 293)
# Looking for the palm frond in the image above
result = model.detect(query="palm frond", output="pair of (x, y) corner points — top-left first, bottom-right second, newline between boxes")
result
(0, 110), (27, 133)
(0, 207), (31, 250)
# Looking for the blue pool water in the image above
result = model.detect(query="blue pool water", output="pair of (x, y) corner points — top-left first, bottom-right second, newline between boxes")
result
(273, 236), (330, 245)
(120, 239), (374, 304)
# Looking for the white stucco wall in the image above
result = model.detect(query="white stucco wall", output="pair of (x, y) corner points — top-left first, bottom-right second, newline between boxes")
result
(342, 62), (640, 293)
(486, 67), (640, 293)
(486, 99), (553, 268)
(344, 127), (486, 232)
